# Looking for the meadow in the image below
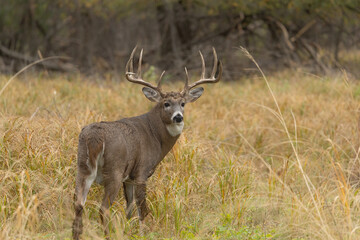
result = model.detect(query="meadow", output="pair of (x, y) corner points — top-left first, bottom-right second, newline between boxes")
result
(1, 63), (360, 239)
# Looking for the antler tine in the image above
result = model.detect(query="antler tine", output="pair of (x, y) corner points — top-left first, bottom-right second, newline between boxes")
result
(184, 67), (189, 89)
(180, 67), (190, 95)
(157, 70), (166, 89)
(137, 48), (143, 77)
(210, 47), (218, 77)
(125, 47), (162, 91)
(199, 51), (206, 79)
(126, 46), (137, 73)
(186, 48), (222, 90)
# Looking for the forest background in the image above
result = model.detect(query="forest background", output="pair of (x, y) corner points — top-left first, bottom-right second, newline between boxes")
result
(2, 1), (360, 240)
(0, 0), (359, 77)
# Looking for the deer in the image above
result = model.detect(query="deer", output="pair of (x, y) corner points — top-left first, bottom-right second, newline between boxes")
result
(72, 47), (222, 240)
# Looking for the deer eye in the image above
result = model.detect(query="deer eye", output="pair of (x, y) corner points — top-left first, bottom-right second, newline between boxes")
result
(181, 103), (185, 107)
(164, 102), (170, 108)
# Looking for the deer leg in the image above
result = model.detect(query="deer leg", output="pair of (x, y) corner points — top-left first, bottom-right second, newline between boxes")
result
(123, 181), (135, 219)
(99, 174), (122, 239)
(72, 168), (97, 240)
(134, 182), (148, 235)
(72, 175), (85, 240)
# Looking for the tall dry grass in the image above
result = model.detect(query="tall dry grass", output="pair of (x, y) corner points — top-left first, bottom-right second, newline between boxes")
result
(1, 64), (360, 239)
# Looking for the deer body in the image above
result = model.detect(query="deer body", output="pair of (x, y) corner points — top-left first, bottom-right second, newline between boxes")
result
(72, 47), (222, 239)
(78, 104), (180, 190)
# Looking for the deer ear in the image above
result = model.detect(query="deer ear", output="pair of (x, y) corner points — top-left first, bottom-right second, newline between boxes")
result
(142, 87), (162, 102)
(185, 87), (204, 103)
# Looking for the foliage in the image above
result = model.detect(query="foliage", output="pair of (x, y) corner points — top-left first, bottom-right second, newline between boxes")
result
(0, 0), (359, 73)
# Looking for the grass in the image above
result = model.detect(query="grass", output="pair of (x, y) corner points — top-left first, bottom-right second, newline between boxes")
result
(1, 64), (360, 239)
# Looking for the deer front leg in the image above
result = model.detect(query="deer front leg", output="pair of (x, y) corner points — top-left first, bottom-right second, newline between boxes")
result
(134, 182), (149, 235)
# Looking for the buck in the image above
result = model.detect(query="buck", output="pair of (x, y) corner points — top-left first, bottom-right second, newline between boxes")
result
(72, 47), (222, 239)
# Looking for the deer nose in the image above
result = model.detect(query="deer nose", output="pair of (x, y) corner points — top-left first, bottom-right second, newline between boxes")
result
(173, 113), (183, 123)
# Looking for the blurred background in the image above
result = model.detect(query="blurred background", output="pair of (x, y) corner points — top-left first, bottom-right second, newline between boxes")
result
(2, 2), (360, 239)
(0, 0), (359, 79)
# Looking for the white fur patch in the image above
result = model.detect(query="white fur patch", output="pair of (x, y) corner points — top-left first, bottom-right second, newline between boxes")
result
(82, 142), (105, 205)
(172, 111), (183, 119)
(82, 169), (96, 205)
(166, 122), (184, 137)
(95, 143), (105, 184)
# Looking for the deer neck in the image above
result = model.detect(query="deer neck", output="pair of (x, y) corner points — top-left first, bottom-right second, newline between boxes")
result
(146, 104), (181, 157)
(166, 122), (184, 137)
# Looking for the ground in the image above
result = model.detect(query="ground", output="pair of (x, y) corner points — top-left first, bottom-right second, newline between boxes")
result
(1, 67), (360, 239)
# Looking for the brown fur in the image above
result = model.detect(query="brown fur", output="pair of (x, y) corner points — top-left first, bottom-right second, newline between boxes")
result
(73, 101), (180, 239)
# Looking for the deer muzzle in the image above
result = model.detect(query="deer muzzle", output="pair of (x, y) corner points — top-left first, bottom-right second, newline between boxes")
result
(173, 113), (183, 123)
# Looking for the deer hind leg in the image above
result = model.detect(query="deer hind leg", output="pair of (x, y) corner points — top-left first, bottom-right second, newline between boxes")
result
(72, 141), (104, 240)
(99, 173), (123, 239)
(73, 170), (96, 240)
(134, 182), (148, 235)
(73, 166), (98, 239)
(123, 181), (135, 219)
(72, 176), (84, 240)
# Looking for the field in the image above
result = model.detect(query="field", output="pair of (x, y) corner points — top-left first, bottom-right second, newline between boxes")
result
(1, 64), (360, 239)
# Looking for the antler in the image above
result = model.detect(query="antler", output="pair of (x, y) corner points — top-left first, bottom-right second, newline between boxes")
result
(182, 47), (222, 94)
(125, 47), (164, 94)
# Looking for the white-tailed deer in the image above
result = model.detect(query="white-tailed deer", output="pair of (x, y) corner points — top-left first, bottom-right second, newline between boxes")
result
(72, 47), (222, 239)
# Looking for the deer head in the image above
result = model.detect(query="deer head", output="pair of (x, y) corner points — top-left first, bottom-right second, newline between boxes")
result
(125, 47), (222, 136)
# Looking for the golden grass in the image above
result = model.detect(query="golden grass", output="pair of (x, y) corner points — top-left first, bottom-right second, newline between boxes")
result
(1, 67), (360, 239)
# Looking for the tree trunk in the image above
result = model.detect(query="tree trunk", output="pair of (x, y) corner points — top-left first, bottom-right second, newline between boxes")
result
(156, 0), (193, 70)
(334, 14), (344, 62)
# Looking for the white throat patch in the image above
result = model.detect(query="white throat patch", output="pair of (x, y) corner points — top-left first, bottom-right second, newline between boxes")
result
(166, 122), (184, 137)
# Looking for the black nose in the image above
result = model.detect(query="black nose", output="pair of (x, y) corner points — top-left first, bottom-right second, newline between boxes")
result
(173, 114), (183, 123)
